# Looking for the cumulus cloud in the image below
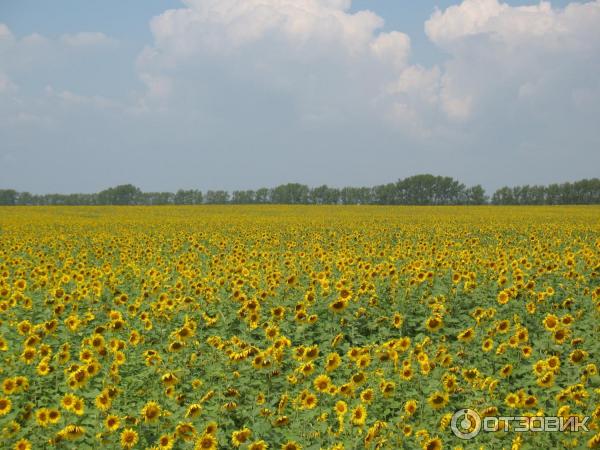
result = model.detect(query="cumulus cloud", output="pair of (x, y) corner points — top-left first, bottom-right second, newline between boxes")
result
(1, 1), (600, 193)
(136, 0), (412, 121)
(136, 0), (600, 129)
(421, 0), (600, 121)
(425, 0), (600, 49)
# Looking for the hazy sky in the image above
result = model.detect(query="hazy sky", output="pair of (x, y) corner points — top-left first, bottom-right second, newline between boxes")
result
(1, 0), (598, 194)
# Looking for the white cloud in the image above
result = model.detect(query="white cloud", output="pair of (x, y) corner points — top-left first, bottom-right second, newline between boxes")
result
(370, 31), (411, 70)
(136, 0), (417, 126)
(1, 3), (600, 193)
(147, 0), (384, 57)
(425, 0), (600, 50)
(420, 0), (600, 121)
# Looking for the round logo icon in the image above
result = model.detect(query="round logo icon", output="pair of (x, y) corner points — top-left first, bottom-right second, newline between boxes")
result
(451, 409), (482, 440)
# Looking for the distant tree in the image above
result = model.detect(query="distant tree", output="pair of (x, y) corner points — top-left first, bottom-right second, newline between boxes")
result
(16, 192), (36, 205)
(0, 189), (18, 205)
(231, 190), (256, 204)
(205, 190), (230, 204)
(465, 185), (488, 205)
(270, 183), (310, 204)
(97, 184), (142, 205)
(174, 189), (203, 205)
(310, 185), (340, 204)
(254, 188), (270, 204)
(6, 176), (600, 206)
(340, 187), (372, 204)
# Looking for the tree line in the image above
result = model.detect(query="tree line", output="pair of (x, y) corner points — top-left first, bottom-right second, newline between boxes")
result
(1, 175), (599, 206)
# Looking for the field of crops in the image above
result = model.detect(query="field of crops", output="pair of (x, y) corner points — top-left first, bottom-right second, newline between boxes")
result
(0, 206), (599, 450)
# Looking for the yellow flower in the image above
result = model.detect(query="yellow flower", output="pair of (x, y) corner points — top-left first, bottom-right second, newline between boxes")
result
(13, 439), (31, 450)
(157, 434), (175, 449)
(0, 397), (12, 416)
(427, 391), (449, 410)
(247, 440), (268, 450)
(141, 401), (161, 423)
(231, 428), (251, 447)
(404, 399), (418, 416)
(105, 414), (121, 432)
(120, 428), (139, 449)
(423, 437), (442, 450)
(334, 400), (348, 416)
(425, 315), (443, 332)
(351, 404), (367, 426)
(457, 327), (475, 342)
(543, 314), (559, 331)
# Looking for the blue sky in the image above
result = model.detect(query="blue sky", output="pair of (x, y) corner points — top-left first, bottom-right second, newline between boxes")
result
(0, 0), (599, 194)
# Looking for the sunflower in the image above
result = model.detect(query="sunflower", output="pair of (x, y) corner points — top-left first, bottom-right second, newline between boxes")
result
(334, 400), (348, 416)
(404, 399), (418, 416)
(2, 378), (16, 395)
(553, 327), (570, 344)
(496, 320), (510, 333)
(0, 397), (12, 416)
(105, 414), (121, 432)
(400, 366), (413, 381)
(537, 372), (555, 388)
(247, 440), (268, 450)
(360, 388), (374, 404)
(13, 439), (31, 450)
(60, 424), (85, 440)
(273, 416), (289, 427)
(313, 374), (331, 392)
(175, 422), (197, 442)
(329, 298), (348, 313)
(301, 393), (317, 409)
(588, 433), (600, 449)
(481, 338), (494, 352)
(523, 395), (537, 408)
(425, 316), (443, 332)
(457, 327), (475, 342)
(392, 313), (404, 328)
(499, 364), (513, 378)
(231, 428), (251, 447)
(497, 290), (510, 305)
(505, 392), (520, 408)
(157, 434), (175, 449)
(423, 437), (442, 450)
(521, 346), (533, 358)
(546, 355), (561, 372)
(186, 403), (203, 418)
(141, 401), (161, 423)
(48, 408), (61, 424)
(61, 393), (76, 411)
(120, 428), (139, 449)
(72, 398), (85, 416)
(570, 349), (587, 364)
(282, 442), (302, 450)
(543, 314), (559, 331)
(427, 391), (449, 410)
(325, 353), (341, 372)
(351, 404), (367, 426)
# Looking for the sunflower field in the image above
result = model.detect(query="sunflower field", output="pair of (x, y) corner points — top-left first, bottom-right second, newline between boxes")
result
(0, 205), (599, 450)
